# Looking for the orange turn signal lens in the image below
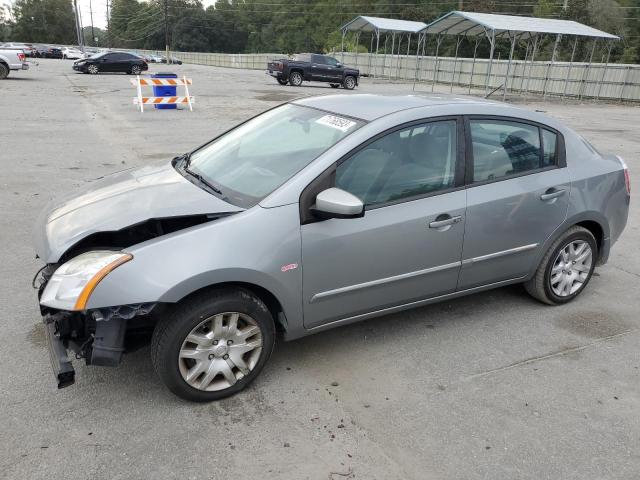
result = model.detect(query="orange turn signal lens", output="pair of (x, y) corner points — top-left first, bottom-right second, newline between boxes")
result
(73, 254), (133, 311)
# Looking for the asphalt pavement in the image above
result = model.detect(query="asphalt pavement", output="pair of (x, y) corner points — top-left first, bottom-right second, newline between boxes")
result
(1, 58), (639, 480)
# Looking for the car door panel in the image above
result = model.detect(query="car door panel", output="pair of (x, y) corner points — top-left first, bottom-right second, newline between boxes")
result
(301, 191), (466, 328)
(458, 165), (571, 290)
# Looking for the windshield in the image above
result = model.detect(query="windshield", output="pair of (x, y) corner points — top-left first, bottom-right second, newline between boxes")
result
(185, 104), (364, 207)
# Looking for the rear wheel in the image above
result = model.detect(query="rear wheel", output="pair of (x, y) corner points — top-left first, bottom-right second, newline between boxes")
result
(343, 75), (356, 90)
(151, 288), (275, 402)
(0, 63), (9, 80)
(289, 71), (303, 86)
(277, 77), (288, 85)
(330, 83), (340, 88)
(130, 64), (142, 75)
(525, 226), (597, 305)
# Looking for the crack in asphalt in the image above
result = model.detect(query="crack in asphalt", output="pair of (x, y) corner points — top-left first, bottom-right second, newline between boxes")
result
(463, 329), (637, 381)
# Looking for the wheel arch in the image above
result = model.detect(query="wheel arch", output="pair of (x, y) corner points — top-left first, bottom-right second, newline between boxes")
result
(164, 278), (291, 335)
(528, 211), (610, 280)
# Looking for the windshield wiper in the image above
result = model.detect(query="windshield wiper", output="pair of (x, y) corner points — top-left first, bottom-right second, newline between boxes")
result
(184, 166), (223, 195)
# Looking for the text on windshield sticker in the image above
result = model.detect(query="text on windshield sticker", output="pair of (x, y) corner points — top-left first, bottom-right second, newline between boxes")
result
(316, 115), (357, 132)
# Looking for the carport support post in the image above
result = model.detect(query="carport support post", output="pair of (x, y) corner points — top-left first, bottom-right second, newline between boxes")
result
(354, 32), (361, 69)
(524, 34), (539, 94)
(518, 38), (532, 92)
(596, 41), (613, 100)
(468, 36), (481, 94)
(543, 33), (561, 99)
(562, 36), (578, 98)
(404, 34), (411, 80)
(374, 29), (380, 78)
(484, 29), (496, 97)
(390, 32), (396, 79)
(381, 34), (389, 78)
(502, 32), (517, 100)
(450, 35), (463, 93)
(412, 33), (426, 91)
(580, 39), (597, 99)
(431, 34), (443, 92)
(341, 29), (346, 62)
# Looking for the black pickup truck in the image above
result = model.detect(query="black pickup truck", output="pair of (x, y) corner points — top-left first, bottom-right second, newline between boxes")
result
(267, 53), (359, 90)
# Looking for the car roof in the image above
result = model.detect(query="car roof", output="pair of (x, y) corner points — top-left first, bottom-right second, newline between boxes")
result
(292, 94), (504, 122)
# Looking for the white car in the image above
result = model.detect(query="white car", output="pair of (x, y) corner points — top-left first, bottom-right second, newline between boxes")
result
(61, 47), (85, 60)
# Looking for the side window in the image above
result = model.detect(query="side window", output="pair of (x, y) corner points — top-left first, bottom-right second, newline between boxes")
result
(541, 129), (558, 167)
(311, 54), (325, 64)
(336, 120), (457, 207)
(470, 120), (541, 182)
(325, 57), (340, 66)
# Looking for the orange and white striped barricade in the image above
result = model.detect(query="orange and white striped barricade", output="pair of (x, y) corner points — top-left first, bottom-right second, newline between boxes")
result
(130, 75), (194, 112)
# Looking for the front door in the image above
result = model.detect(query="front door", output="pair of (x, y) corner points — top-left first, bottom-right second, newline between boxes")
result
(323, 56), (344, 82)
(301, 119), (467, 328)
(458, 117), (571, 289)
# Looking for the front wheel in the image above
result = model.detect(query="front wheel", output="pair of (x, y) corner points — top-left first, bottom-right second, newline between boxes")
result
(87, 64), (99, 74)
(525, 226), (597, 305)
(151, 288), (275, 402)
(343, 75), (356, 90)
(289, 71), (303, 86)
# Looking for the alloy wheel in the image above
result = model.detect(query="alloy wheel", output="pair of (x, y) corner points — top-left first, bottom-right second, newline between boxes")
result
(88, 64), (98, 74)
(178, 312), (263, 392)
(550, 240), (593, 297)
(132, 65), (141, 75)
(344, 76), (355, 89)
(290, 72), (302, 86)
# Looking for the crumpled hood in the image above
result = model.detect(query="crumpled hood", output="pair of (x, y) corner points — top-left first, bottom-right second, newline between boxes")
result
(33, 161), (242, 263)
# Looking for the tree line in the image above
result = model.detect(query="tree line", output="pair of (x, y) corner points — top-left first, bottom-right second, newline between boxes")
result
(1, 0), (639, 63)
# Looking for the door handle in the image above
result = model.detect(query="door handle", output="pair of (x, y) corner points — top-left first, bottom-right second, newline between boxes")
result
(429, 215), (462, 229)
(540, 188), (566, 201)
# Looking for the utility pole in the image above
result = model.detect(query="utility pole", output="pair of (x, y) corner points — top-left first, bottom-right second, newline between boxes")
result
(458, 0), (463, 10)
(106, 0), (110, 48)
(89, 0), (96, 46)
(164, 0), (170, 64)
(77, 4), (85, 53)
(72, 0), (82, 49)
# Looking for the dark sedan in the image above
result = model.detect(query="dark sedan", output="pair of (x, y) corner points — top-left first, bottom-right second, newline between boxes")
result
(73, 52), (148, 75)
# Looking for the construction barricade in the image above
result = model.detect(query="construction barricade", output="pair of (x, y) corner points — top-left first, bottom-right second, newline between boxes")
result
(131, 75), (195, 112)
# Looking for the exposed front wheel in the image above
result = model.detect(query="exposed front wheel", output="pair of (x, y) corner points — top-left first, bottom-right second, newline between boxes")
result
(343, 75), (356, 90)
(151, 288), (275, 402)
(289, 71), (303, 86)
(525, 226), (597, 305)
(87, 64), (99, 74)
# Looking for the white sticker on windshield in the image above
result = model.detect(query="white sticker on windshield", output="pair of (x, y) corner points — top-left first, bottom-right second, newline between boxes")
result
(316, 115), (357, 132)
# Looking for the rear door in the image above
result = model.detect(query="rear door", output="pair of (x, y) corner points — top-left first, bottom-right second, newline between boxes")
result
(301, 118), (467, 328)
(310, 54), (331, 81)
(458, 116), (571, 289)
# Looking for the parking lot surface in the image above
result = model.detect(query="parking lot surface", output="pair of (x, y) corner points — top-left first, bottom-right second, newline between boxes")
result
(1, 59), (639, 480)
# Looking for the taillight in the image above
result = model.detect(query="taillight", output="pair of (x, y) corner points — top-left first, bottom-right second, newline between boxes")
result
(18, 53), (25, 62)
(618, 156), (630, 196)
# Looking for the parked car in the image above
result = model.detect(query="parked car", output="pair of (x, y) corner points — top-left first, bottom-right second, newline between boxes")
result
(161, 55), (183, 65)
(267, 53), (359, 89)
(34, 95), (630, 401)
(36, 45), (63, 59)
(0, 47), (29, 79)
(73, 51), (148, 74)
(61, 47), (85, 60)
(2, 42), (37, 57)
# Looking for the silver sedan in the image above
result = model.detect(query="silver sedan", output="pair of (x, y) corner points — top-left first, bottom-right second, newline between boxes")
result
(34, 94), (630, 401)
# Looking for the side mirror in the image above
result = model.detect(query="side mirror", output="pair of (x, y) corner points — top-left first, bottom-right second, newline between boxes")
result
(311, 188), (364, 220)
(336, 63), (342, 68)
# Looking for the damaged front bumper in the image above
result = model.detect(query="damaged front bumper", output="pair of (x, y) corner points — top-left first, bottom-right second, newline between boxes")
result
(42, 303), (155, 389)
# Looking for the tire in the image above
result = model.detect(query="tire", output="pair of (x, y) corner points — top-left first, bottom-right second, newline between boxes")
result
(524, 226), (597, 305)
(330, 83), (340, 88)
(130, 65), (142, 75)
(0, 63), (9, 80)
(289, 70), (303, 86)
(277, 77), (288, 86)
(151, 288), (276, 402)
(343, 75), (356, 90)
(87, 64), (99, 74)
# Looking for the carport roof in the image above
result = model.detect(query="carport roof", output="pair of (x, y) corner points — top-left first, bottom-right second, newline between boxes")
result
(421, 11), (619, 40)
(341, 16), (427, 34)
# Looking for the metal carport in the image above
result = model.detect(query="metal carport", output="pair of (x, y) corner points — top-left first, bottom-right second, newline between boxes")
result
(341, 16), (427, 78)
(416, 11), (620, 99)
